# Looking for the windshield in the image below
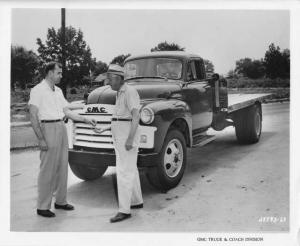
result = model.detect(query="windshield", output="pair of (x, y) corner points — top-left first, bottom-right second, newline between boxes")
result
(124, 58), (182, 80)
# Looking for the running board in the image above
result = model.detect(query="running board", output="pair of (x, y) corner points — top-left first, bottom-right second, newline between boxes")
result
(192, 133), (216, 147)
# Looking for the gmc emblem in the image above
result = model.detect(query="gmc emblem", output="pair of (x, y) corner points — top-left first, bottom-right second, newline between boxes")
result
(86, 107), (107, 113)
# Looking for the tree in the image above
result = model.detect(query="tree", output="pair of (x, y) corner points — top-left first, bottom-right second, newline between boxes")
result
(235, 58), (265, 79)
(264, 43), (290, 79)
(204, 59), (214, 73)
(11, 45), (39, 90)
(36, 26), (95, 88)
(281, 49), (290, 78)
(92, 60), (108, 77)
(227, 69), (236, 79)
(151, 41), (185, 52)
(110, 54), (131, 66)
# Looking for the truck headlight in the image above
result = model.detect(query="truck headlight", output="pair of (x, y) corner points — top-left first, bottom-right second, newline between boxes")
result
(140, 107), (154, 124)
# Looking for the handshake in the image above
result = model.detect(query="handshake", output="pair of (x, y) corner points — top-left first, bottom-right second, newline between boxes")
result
(83, 117), (110, 134)
(93, 125), (111, 134)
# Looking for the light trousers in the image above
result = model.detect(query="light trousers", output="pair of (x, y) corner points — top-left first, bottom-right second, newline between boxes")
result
(37, 121), (68, 210)
(111, 121), (143, 214)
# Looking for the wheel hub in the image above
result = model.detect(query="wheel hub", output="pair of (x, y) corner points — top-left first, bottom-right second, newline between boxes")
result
(164, 139), (183, 178)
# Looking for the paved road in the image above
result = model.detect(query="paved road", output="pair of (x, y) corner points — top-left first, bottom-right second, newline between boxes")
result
(10, 103), (289, 232)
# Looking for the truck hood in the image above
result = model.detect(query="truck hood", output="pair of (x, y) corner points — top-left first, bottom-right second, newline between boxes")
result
(87, 80), (183, 105)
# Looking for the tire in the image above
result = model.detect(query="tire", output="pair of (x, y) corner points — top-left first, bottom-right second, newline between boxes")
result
(69, 163), (108, 181)
(234, 104), (262, 144)
(146, 129), (187, 191)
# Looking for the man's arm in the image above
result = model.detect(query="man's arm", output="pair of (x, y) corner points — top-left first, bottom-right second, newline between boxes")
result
(66, 102), (85, 110)
(63, 107), (96, 126)
(29, 105), (48, 151)
(125, 108), (140, 151)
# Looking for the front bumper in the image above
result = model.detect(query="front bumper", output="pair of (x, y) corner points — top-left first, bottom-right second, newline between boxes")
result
(68, 149), (159, 168)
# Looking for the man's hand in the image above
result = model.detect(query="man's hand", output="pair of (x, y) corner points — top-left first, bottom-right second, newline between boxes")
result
(93, 126), (105, 134)
(125, 137), (134, 151)
(93, 126), (110, 134)
(39, 139), (48, 151)
(84, 117), (97, 126)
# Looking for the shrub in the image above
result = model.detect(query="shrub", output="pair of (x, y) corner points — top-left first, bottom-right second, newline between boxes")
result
(227, 78), (290, 88)
(70, 88), (77, 94)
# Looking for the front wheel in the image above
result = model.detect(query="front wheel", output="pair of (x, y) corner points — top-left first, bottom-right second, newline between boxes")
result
(69, 163), (108, 181)
(234, 104), (262, 144)
(146, 129), (187, 191)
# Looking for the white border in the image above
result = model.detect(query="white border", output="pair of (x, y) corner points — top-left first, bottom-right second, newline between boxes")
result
(1, 1), (299, 246)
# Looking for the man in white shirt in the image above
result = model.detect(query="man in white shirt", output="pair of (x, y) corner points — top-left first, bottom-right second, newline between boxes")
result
(28, 62), (96, 218)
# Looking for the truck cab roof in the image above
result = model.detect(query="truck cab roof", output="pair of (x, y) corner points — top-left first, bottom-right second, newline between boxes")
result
(126, 51), (203, 62)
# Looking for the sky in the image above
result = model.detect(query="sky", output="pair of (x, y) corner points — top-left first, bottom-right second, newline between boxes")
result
(11, 9), (289, 75)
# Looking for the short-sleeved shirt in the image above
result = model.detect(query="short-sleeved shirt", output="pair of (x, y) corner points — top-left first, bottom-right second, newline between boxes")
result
(113, 83), (140, 119)
(28, 79), (69, 120)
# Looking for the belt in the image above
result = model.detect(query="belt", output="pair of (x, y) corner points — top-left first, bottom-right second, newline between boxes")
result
(112, 118), (132, 122)
(41, 119), (63, 123)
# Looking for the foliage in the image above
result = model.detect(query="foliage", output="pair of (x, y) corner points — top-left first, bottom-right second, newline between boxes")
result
(110, 54), (131, 66)
(151, 41), (185, 52)
(92, 60), (108, 77)
(11, 46), (40, 90)
(227, 77), (290, 88)
(70, 87), (77, 94)
(264, 43), (290, 79)
(234, 58), (265, 79)
(36, 26), (94, 87)
(232, 43), (290, 80)
(227, 69), (237, 79)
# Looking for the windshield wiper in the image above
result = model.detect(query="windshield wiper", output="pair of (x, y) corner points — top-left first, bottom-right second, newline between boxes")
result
(124, 76), (168, 81)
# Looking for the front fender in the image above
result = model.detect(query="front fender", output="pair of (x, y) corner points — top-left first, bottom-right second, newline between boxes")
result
(143, 99), (192, 153)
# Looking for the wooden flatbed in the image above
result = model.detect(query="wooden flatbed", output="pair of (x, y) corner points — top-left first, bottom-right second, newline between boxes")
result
(227, 93), (271, 113)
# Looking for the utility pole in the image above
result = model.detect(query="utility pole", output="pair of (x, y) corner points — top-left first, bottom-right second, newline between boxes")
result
(60, 8), (67, 97)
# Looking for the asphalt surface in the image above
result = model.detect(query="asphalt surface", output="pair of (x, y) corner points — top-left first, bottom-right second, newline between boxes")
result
(10, 103), (289, 232)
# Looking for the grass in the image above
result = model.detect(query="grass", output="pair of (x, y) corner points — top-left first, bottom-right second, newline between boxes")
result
(11, 87), (87, 104)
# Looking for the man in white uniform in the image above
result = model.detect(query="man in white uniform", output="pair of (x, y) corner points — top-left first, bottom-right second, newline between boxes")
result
(29, 62), (96, 218)
(96, 64), (143, 223)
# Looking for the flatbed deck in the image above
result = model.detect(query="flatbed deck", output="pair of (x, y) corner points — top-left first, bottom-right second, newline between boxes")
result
(227, 93), (270, 113)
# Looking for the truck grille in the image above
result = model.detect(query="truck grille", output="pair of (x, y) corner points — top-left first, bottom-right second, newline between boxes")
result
(67, 103), (157, 150)
(73, 113), (114, 149)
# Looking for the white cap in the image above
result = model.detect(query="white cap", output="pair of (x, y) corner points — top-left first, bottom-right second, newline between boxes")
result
(107, 64), (124, 77)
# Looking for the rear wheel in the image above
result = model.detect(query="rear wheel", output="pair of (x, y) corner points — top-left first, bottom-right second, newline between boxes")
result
(69, 163), (108, 181)
(146, 129), (187, 192)
(234, 104), (262, 144)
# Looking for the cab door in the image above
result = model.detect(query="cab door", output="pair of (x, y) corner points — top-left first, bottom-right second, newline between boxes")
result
(182, 59), (213, 132)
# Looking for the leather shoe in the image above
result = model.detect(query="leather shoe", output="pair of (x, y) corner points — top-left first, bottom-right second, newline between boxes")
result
(54, 203), (74, 210)
(130, 203), (143, 209)
(110, 212), (131, 223)
(37, 209), (55, 218)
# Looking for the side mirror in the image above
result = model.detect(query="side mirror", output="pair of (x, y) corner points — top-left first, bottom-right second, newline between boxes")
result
(208, 73), (220, 86)
(211, 73), (219, 81)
